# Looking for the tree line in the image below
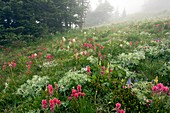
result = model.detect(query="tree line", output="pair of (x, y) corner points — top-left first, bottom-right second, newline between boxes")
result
(0, 0), (89, 44)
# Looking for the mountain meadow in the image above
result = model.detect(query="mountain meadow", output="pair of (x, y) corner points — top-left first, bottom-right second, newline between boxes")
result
(0, 17), (170, 112)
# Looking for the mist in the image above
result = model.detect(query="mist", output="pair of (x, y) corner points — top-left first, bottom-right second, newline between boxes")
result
(85, 0), (170, 27)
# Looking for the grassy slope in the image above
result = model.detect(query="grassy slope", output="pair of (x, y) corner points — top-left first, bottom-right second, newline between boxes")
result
(0, 17), (170, 112)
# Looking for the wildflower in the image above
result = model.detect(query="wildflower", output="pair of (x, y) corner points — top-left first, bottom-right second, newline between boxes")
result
(68, 96), (72, 101)
(56, 99), (61, 106)
(116, 103), (121, 109)
(100, 71), (104, 75)
(77, 85), (82, 92)
(43, 48), (47, 51)
(152, 86), (158, 92)
(78, 92), (82, 96)
(134, 78), (138, 83)
(38, 52), (42, 57)
(55, 83), (58, 91)
(2, 65), (6, 70)
(49, 99), (55, 113)
(98, 51), (102, 58)
(53, 98), (61, 106)
(100, 46), (104, 50)
(46, 54), (54, 61)
(119, 109), (125, 113)
(72, 88), (77, 94)
(81, 92), (86, 97)
(135, 41), (138, 45)
(102, 66), (106, 70)
(126, 78), (131, 85)
(74, 93), (79, 99)
(109, 69), (113, 73)
(162, 86), (169, 92)
(42, 99), (48, 110)
(12, 62), (16, 68)
(27, 65), (31, 69)
(53, 98), (58, 105)
(129, 41), (132, 46)
(28, 56), (31, 59)
(157, 83), (164, 89)
(62, 37), (66, 42)
(18, 53), (21, 56)
(86, 66), (91, 73)
(146, 99), (152, 106)
(26, 62), (29, 65)
(48, 84), (54, 96)
(72, 39), (76, 42)
(120, 44), (123, 47)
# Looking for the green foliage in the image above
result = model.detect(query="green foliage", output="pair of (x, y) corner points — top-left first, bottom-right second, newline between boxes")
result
(16, 75), (49, 98)
(118, 50), (145, 69)
(68, 96), (95, 113)
(58, 70), (91, 92)
(132, 81), (152, 104)
(0, 17), (170, 112)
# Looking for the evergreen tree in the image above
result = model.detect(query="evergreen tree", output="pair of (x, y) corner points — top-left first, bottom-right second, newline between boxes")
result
(0, 0), (89, 44)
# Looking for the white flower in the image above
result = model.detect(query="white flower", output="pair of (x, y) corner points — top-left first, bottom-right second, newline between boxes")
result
(72, 39), (76, 42)
(120, 44), (123, 47)
(62, 37), (66, 42)
(84, 32), (86, 35)
(34, 53), (37, 57)
(69, 41), (72, 45)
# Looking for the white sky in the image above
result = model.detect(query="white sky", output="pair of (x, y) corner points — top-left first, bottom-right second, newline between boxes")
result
(90, 0), (144, 14)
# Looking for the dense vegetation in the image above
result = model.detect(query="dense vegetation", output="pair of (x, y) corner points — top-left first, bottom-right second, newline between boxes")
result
(0, 17), (170, 112)
(0, 0), (89, 44)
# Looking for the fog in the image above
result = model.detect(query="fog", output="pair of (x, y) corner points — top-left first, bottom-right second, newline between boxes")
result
(90, 0), (144, 14)
(85, 0), (170, 27)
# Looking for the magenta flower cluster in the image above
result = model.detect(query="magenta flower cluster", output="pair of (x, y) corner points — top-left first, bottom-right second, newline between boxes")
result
(152, 83), (169, 95)
(42, 84), (61, 113)
(68, 85), (86, 101)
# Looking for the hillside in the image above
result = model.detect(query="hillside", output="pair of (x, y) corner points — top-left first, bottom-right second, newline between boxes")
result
(0, 17), (170, 112)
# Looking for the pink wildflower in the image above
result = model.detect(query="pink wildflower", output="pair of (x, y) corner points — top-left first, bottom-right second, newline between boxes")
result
(42, 99), (48, 110)
(162, 86), (169, 92)
(27, 65), (31, 69)
(116, 103), (121, 109)
(56, 99), (61, 106)
(119, 109), (125, 113)
(152, 86), (158, 92)
(77, 85), (82, 92)
(72, 89), (77, 94)
(100, 71), (104, 75)
(49, 99), (55, 113)
(81, 92), (86, 97)
(53, 98), (58, 105)
(28, 56), (31, 59)
(2, 65), (6, 70)
(74, 93), (79, 99)
(157, 83), (164, 89)
(55, 83), (58, 91)
(48, 84), (54, 96)
(68, 96), (72, 101)
(130, 41), (132, 46)
(86, 66), (91, 73)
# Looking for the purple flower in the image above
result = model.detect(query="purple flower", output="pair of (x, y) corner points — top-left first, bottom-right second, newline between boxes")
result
(127, 78), (131, 85)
